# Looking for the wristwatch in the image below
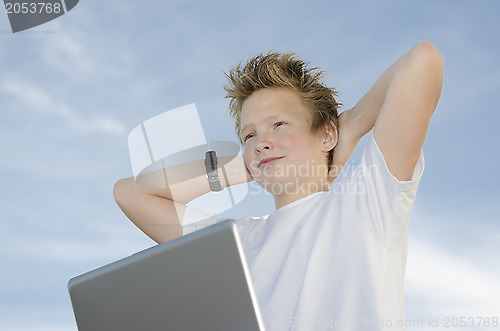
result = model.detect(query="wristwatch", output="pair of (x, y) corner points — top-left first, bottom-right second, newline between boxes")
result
(204, 151), (223, 192)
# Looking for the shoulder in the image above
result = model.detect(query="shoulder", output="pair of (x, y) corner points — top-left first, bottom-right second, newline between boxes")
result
(331, 132), (425, 201)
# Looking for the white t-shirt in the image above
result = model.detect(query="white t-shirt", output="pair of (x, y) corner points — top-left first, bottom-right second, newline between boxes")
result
(183, 132), (424, 331)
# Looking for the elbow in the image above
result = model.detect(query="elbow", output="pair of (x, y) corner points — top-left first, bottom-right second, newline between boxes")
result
(415, 40), (440, 54)
(413, 41), (444, 113)
(113, 178), (133, 206)
(413, 41), (445, 71)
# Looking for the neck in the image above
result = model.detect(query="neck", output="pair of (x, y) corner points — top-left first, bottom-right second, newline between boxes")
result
(273, 181), (330, 210)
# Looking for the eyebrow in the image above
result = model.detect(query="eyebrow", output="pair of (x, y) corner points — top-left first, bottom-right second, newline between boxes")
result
(239, 124), (251, 138)
(240, 114), (281, 138)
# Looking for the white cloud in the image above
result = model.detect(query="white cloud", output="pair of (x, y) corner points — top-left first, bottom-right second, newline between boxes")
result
(1, 325), (75, 331)
(1, 78), (126, 136)
(5, 235), (152, 264)
(0, 214), (153, 264)
(42, 30), (97, 77)
(406, 237), (500, 317)
(34, 16), (101, 78)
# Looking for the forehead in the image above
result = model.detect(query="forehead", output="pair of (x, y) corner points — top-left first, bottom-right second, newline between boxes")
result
(240, 88), (311, 129)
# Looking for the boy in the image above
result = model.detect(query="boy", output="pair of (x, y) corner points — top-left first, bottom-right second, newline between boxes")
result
(114, 41), (444, 330)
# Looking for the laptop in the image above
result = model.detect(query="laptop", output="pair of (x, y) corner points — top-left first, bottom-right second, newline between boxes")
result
(68, 220), (266, 331)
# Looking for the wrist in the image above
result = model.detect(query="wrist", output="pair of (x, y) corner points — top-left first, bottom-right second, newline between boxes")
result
(343, 104), (374, 141)
(218, 155), (253, 188)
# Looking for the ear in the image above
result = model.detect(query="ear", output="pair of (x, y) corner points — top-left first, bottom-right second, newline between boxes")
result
(321, 120), (338, 152)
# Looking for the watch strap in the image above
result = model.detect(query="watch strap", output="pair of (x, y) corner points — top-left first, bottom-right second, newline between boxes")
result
(205, 151), (223, 192)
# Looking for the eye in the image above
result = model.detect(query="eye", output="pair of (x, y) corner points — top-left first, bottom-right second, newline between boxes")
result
(274, 121), (286, 128)
(243, 133), (255, 143)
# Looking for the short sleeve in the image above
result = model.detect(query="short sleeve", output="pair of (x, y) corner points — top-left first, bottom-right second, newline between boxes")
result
(366, 132), (425, 191)
(342, 131), (424, 249)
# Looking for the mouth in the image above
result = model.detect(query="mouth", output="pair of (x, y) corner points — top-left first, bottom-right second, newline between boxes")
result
(259, 157), (284, 168)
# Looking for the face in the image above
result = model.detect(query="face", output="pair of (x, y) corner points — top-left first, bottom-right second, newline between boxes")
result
(240, 88), (334, 205)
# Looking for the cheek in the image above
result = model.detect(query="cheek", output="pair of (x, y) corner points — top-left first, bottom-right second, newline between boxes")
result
(281, 133), (315, 162)
(278, 133), (300, 154)
(243, 148), (254, 169)
(243, 146), (262, 173)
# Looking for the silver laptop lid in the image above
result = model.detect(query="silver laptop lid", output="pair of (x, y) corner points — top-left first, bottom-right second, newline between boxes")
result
(68, 220), (265, 331)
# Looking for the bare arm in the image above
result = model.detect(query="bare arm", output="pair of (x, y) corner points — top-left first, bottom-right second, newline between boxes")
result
(330, 41), (444, 181)
(113, 154), (252, 243)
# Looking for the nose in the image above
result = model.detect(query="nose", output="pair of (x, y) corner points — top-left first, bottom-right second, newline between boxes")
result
(255, 135), (272, 154)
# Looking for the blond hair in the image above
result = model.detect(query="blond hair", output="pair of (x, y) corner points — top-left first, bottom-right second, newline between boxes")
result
(224, 51), (341, 168)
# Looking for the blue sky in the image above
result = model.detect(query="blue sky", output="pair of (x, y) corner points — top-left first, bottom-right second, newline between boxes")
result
(1, 1), (499, 330)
